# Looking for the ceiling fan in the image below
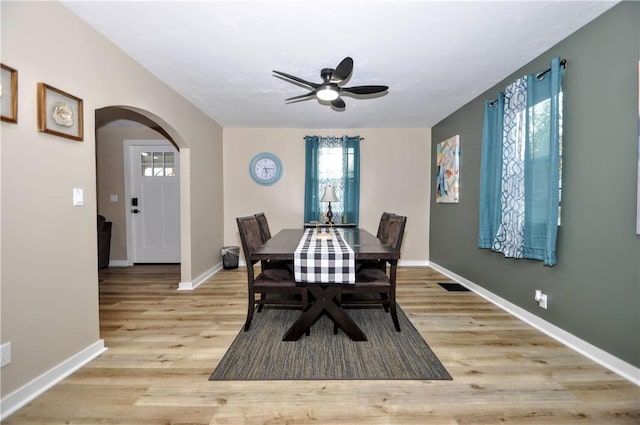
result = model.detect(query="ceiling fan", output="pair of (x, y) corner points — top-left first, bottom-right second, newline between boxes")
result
(273, 57), (388, 109)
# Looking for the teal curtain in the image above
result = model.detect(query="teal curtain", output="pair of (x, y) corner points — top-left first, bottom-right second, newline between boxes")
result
(343, 136), (360, 225)
(523, 57), (564, 265)
(303, 136), (321, 223)
(478, 57), (564, 266)
(303, 135), (360, 225)
(478, 92), (504, 248)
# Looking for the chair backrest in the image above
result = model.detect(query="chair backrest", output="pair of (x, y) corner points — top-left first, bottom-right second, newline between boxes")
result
(384, 214), (407, 253)
(376, 211), (394, 240)
(236, 215), (263, 266)
(254, 212), (271, 242)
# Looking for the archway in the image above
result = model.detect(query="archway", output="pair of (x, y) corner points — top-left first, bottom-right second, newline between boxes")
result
(95, 106), (191, 285)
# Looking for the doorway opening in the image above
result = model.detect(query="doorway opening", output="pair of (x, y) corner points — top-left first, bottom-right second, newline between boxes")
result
(95, 106), (185, 272)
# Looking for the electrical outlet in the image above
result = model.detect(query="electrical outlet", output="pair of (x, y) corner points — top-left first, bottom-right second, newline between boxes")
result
(538, 293), (548, 309)
(1, 342), (11, 367)
(534, 290), (548, 309)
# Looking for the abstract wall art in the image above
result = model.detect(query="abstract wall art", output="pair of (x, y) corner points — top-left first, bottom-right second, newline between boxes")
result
(436, 135), (460, 203)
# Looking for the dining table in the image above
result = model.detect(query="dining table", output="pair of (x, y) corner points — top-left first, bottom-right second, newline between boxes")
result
(250, 227), (400, 341)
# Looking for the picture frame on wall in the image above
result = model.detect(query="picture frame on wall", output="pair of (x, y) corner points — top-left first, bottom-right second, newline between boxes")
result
(435, 135), (460, 203)
(37, 82), (83, 141)
(1, 64), (18, 123)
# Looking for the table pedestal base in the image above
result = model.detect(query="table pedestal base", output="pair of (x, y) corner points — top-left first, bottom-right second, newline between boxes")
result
(282, 285), (367, 341)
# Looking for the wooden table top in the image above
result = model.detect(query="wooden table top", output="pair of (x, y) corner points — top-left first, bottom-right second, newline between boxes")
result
(250, 228), (399, 262)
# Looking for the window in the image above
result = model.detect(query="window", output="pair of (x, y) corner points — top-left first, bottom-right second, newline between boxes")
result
(304, 136), (360, 225)
(141, 151), (175, 177)
(528, 91), (564, 226)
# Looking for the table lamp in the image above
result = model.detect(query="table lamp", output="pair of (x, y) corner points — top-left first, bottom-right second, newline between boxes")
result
(320, 185), (339, 224)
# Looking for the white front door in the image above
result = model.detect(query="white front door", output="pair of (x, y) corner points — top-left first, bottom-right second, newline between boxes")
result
(128, 144), (180, 263)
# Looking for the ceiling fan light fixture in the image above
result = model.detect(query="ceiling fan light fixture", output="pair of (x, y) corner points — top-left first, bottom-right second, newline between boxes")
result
(274, 57), (388, 109)
(316, 85), (339, 101)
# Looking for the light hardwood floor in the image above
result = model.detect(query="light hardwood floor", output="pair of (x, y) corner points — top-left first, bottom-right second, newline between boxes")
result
(4, 265), (639, 424)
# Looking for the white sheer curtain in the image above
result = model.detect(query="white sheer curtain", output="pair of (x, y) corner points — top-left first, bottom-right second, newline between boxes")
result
(492, 76), (528, 258)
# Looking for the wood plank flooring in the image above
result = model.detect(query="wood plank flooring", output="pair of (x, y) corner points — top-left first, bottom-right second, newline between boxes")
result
(4, 265), (639, 424)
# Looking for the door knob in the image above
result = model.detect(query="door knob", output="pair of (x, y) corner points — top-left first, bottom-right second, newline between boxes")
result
(131, 209), (140, 214)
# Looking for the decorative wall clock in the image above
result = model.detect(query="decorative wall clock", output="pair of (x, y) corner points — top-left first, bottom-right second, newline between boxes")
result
(249, 152), (283, 186)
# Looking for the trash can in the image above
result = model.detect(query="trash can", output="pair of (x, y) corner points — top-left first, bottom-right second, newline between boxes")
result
(221, 246), (240, 269)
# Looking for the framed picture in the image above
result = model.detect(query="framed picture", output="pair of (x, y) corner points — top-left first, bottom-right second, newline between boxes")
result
(435, 135), (460, 203)
(37, 83), (83, 141)
(1, 64), (18, 123)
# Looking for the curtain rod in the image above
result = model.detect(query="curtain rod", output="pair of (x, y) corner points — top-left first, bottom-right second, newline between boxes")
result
(536, 58), (567, 80)
(489, 58), (566, 107)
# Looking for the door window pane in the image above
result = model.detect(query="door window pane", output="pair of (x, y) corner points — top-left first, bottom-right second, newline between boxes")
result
(140, 151), (176, 177)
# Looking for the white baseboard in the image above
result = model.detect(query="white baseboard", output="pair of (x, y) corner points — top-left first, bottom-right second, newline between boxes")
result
(398, 259), (430, 267)
(178, 262), (223, 290)
(429, 261), (640, 386)
(108, 260), (132, 267)
(0, 340), (107, 421)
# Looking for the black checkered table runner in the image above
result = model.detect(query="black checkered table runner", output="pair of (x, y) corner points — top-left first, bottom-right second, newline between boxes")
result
(294, 227), (355, 284)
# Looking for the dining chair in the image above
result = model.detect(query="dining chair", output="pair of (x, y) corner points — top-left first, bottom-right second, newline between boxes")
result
(383, 214), (406, 253)
(254, 212), (272, 271)
(357, 211), (395, 274)
(236, 215), (307, 331)
(255, 212), (271, 242)
(377, 211), (394, 240)
(254, 212), (293, 272)
(337, 214), (407, 332)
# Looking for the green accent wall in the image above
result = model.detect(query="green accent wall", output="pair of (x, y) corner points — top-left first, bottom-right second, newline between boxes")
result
(430, 2), (640, 367)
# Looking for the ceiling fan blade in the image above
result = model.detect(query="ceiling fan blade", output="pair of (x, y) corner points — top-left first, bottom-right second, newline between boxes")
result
(341, 85), (389, 95)
(273, 70), (319, 89)
(331, 97), (346, 109)
(285, 91), (316, 102)
(331, 57), (353, 83)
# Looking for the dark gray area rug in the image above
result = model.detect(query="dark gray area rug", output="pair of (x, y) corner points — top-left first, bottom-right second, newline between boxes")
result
(210, 305), (452, 380)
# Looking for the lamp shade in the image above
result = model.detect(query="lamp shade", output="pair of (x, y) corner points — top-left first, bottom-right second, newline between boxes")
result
(320, 186), (339, 203)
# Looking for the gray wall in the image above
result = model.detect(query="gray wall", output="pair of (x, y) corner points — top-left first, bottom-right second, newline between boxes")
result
(430, 2), (640, 368)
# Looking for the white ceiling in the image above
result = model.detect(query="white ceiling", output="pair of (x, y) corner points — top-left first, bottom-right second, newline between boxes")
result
(61, 0), (618, 129)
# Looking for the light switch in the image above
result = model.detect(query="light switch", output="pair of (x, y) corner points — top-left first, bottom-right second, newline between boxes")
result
(73, 188), (84, 206)
(109, 194), (118, 203)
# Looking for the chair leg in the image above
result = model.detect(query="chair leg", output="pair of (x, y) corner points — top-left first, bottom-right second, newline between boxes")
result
(257, 293), (266, 312)
(244, 291), (255, 331)
(389, 263), (400, 331)
(389, 292), (400, 332)
(380, 293), (390, 312)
